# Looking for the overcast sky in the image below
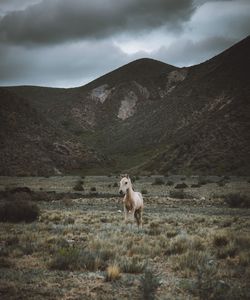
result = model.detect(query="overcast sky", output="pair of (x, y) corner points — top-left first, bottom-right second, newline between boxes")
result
(0, 0), (249, 88)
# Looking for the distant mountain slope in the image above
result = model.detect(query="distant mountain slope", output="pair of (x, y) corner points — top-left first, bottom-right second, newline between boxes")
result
(2, 36), (250, 175)
(0, 88), (105, 176)
(132, 36), (250, 175)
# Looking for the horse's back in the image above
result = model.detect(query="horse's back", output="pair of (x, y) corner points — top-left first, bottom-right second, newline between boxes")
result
(135, 191), (143, 209)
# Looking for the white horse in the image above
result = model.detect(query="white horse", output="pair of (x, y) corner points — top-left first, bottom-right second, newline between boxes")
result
(119, 175), (144, 228)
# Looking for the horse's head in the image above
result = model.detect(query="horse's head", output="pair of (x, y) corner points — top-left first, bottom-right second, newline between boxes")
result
(119, 175), (132, 195)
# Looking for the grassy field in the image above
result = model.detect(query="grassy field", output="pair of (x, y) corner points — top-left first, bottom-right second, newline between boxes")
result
(0, 175), (250, 299)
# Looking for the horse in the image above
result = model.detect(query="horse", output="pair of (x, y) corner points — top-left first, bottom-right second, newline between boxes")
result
(119, 175), (144, 228)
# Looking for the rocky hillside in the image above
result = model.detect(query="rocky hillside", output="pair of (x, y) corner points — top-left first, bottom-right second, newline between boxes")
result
(2, 36), (250, 175)
(0, 89), (106, 176)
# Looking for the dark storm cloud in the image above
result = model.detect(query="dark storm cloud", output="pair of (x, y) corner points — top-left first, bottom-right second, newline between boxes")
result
(0, 0), (249, 88)
(0, 0), (195, 45)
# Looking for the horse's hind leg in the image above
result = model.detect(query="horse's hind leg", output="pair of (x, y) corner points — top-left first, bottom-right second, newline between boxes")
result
(135, 209), (142, 228)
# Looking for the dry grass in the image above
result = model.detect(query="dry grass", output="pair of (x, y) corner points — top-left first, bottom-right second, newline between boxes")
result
(0, 175), (249, 299)
(105, 264), (121, 281)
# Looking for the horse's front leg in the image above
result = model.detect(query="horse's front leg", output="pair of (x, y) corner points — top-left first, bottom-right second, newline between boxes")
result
(124, 204), (129, 223)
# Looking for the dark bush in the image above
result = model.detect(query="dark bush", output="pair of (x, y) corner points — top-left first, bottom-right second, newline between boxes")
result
(90, 187), (97, 192)
(0, 200), (40, 223)
(141, 268), (160, 300)
(8, 187), (32, 194)
(113, 182), (118, 187)
(191, 184), (201, 188)
(175, 183), (188, 189)
(166, 180), (174, 186)
(169, 190), (192, 199)
(224, 194), (250, 208)
(217, 180), (226, 187)
(152, 177), (165, 185)
(73, 180), (84, 191)
(141, 189), (148, 195)
(49, 247), (106, 271)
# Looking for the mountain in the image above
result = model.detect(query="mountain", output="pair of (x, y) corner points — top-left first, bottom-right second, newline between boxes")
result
(2, 36), (250, 175)
(0, 88), (106, 176)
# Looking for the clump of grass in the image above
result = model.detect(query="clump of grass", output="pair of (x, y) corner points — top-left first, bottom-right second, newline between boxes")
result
(119, 256), (145, 273)
(239, 251), (250, 266)
(166, 230), (178, 238)
(90, 187), (97, 192)
(49, 247), (103, 271)
(175, 183), (188, 189)
(148, 222), (161, 236)
(212, 232), (229, 247)
(152, 177), (165, 185)
(73, 180), (84, 191)
(211, 231), (237, 259)
(141, 189), (148, 195)
(166, 180), (174, 186)
(169, 190), (192, 199)
(224, 193), (250, 208)
(191, 183), (201, 188)
(197, 177), (208, 186)
(141, 268), (160, 300)
(182, 257), (234, 300)
(0, 200), (40, 223)
(217, 180), (226, 187)
(0, 257), (12, 268)
(166, 235), (204, 256)
(172, 250), (210, 272)
(113, 182), (118, 187)
(49, 247), (81, 270)
(105, 264), (121, 281)
(165, 235), (189, 255)
(215, 242), (237, 259)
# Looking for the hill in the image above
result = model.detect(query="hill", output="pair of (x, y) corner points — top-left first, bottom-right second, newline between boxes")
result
(2, 36), (250, 175)
(0, 88), (106, 176)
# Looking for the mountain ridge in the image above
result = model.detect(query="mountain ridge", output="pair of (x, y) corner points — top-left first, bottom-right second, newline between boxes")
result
(1, 36), (250, 175)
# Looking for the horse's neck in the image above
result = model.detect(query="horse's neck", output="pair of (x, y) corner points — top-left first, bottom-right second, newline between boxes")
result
(126, 186), (134, 202)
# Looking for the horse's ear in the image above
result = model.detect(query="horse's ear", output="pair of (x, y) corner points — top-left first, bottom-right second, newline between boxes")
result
(127, 174), (130, 179)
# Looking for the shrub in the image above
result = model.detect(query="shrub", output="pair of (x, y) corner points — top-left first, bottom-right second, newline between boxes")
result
(152, 178), (165, 185)
(49, 247), (81, 270)
(90, 187), (97, 192)
(166, 230), (178, 238)
(169, 190), (192, 199)
(197, 177), (208, 186)
(239, 251), (250, 266)
(105, 264), (121, 281)
(0, 200), (40, 223)
(166, 180), (174, 186)
(173, 250), (209, 272)
(113, 182), (118, 188)
(148, 222), (161, 236)
(165, 235), (203, 256)
(0, 257), (12, 268)
(165, 236), (188, 256)
(217, 180), (226, 187)
(191, 184), (201, 188)
(73, 180), (84, 191)
(224, 193), (250, 208)
(141, 189), (148, 195)
(212, 231), (237, 259)
(212, 232), (229, 247)
(175, 183), (188, 189)
(119, 256), (145, 273)
(49, 247), (101, 271)
(141, 268), (160, 300)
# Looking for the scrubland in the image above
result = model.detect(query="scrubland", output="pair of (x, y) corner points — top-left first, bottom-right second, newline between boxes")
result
(0, 175), (249, 299)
